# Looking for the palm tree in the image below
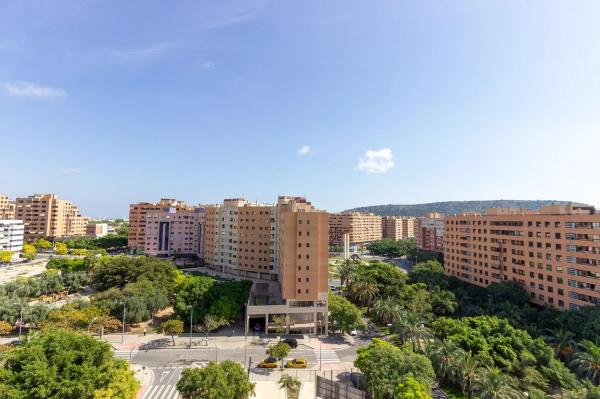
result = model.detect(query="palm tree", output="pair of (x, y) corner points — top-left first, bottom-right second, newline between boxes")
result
(458, 351), (481, 399)
(571, 340), (600, 385)
(544, 329), (577, 361)
(373, 298), (402, 325)
(474, 367), (523, 399)
(337, 259), (358, 289)
(278, 374), (302, 399)
(392, 312), (432, 352)
(427, 340), (464, 382)
(351, 279), (379, 312)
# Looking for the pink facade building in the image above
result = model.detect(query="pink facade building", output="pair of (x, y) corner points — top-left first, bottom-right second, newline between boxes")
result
(144, 206), (205, 258)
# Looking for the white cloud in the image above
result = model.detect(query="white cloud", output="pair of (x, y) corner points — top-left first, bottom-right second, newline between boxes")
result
(61, 168), (81, 175)
(356, 148), (394, 174)
(1, 81), (67, 98)
(297, 145), (311, 155)
(200, 61), (216, 69)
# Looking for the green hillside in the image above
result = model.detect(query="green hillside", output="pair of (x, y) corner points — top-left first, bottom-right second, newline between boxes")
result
(344, 200), (585, 217)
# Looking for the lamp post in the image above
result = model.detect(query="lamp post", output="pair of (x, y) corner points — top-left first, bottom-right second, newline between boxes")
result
(13, 302), (24, 340)
(87, 316), (99, 334)
(120, 302), (126, 343)
(189, 305), (193, 347)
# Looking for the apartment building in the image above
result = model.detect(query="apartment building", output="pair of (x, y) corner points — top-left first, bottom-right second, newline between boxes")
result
(444, 204), (600, 310)
(329, 212), (382, 249)
(382, 216), (417, 240)
(144, 206), (205, 258)
(202, 196), (329, 335)
(0, 195), (16, 220)
(0, 220), (24, 261)
(15, 194), (88, 240)
(128, 199), (190, 252)
(417, 212), (445, 253)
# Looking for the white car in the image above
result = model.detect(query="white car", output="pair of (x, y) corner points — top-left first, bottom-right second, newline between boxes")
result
(350, 329), (358, 336)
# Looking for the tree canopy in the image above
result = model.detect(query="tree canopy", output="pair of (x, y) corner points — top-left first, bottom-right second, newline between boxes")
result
(0, 328), (138, 398)
(176, 361), (255, 399)
(354, 338), (435, 399)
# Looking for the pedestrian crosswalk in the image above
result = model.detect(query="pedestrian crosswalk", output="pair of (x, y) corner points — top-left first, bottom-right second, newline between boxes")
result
(113, 349), (138, 360)
(314, 349), (340, 364)
(142, 384), (180, 399)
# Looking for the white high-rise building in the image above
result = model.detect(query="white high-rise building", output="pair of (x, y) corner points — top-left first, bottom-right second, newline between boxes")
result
(0, 220), (25, 261)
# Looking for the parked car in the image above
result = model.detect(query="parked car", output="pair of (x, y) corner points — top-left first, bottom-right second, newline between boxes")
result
(350, 329), (358, 336)
(282, 338), (298, 349)
(285, 358), (308, 368)
(258, 357), (278, 368)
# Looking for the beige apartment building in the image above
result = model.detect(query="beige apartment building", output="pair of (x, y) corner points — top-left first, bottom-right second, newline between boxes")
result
(444, 204), (600, 310)
(202, 196), (329, 335)
(86, 223), (108, 238)
(128, 199), (190, 252)
(0, 195), (16, 220)
(329, 212), (382, 249)
(15, 194), (88, 240)
(417, 212), (445, 253)
(144, 207), (205, 258)
(382, 216), (417, 240)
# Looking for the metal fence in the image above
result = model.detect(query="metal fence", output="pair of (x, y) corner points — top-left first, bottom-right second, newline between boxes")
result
(316, 376), (370, 399)
(249, 368), (334, 382)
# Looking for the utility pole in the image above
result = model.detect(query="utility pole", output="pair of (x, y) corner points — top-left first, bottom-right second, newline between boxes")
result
(120, 302), (126, 343)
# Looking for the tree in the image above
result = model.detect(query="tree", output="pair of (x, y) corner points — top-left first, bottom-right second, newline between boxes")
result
(392, 312), (432, 352)
(373, 297), (402, 325)
(328, 292), (367, 334)
(408, 260), (446, 289)
(272, 315), (286, 334)
(337, 259), (358, 288)
(267, 342), (291, 369)
(198, 314), (228, 340)
(160, 319), (184, 346)
(351, 279), (379, 312)
(71, 248), (89, 256)
(458, 351), (481, 399)
(21, 244), (36, 260)
(0, 320), (13, 335)
(279, 374), (302, 399)
(0, 251), (13, 263)
(571, 340), (600, 386)
(55, 242), (68, 255)
(0, 328), (139, 398)
(33, 238), (53, 250)
(394, 377), (432, 399)
(91, 316), (121, 339)
(355, 339), (435, 399)
(176, 361), (255, 399)
(473, 367), (523, 399)
(429, 288), (457, 316)
(427, 340), (463, 382)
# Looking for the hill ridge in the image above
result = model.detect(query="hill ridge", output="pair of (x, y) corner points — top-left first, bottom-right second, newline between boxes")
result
(344, 200), (585, 217)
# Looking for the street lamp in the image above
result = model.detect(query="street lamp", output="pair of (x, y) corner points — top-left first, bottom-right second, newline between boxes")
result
(189, 305), (193, 347)
(120, 302), (126, 343)
(12, 302), (24, 340)
(87, 316), (99, 334)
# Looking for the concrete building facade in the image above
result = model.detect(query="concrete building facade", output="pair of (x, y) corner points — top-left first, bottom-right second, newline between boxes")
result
(329, 212), (382, 249)
(382, 216), (417, 240)
(15, 194), (88, 240)
(417, 212), (445, 253)
(86, 223), (108, 238)
(444, 204), (600, 310)
(128, 199), (190, 252)
(0, 220), (24, 261)
(0, 195), (16, 220)
(144, 207), (205, 258)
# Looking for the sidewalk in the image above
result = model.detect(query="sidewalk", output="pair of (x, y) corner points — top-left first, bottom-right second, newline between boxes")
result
(103, 332), (352, 352)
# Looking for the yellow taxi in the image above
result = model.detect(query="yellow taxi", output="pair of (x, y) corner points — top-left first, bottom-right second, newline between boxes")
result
(258, 357), (278, 368)
(285, 358), (308, 369)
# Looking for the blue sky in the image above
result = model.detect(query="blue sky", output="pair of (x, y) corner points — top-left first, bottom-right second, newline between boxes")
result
(1, 1), (599, 217)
